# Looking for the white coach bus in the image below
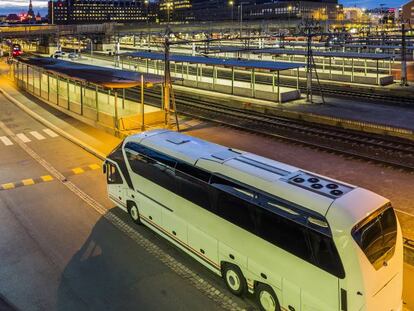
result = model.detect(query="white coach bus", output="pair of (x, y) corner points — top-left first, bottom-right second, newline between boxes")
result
(103, 129), (403, 311)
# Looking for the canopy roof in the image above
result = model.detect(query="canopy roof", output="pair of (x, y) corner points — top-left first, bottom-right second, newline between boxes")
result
(254, 48), (394, 60)
(124, 51), (305, 71)
(20, 57), (165, 89)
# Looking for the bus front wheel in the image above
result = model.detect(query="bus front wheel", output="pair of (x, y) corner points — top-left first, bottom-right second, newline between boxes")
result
(255, 283), (280, 311)
(222, 263), (246, 296)
(127, 202), (141, 225)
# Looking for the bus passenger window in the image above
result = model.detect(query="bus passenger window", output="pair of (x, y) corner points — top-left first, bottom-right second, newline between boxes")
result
(107, 163), (123, 184)
(308, 230), (345, 278)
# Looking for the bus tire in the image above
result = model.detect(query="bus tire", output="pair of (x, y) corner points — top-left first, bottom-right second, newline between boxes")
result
(127, 201), (141, 225)
(222, 263), (246, 296)
(255, 283), (280, 311)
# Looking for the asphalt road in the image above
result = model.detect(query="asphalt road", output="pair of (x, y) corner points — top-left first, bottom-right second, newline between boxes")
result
(0, 94), (256, 311)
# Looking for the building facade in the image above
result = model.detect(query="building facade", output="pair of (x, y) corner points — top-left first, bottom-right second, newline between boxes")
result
(49, 0), (339, 24)
(49, 0), (155, 24)
(402, 0), (414, 24)
(158, 0), (339, 23)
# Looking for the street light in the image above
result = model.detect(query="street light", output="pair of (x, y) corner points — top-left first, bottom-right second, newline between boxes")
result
(228, 0), (234, 23)
(287, 5), (292, 29)
(144, 0), (149, 24)
(166, 1), (173, 24)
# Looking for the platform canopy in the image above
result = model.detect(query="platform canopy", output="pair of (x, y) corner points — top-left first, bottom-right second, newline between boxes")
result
(124, 51), (305, 71)
(20, 57), (165, 89)
(252, 48), (395, 60)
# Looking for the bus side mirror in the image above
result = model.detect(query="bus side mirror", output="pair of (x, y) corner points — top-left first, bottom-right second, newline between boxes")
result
(102, 162), (107, 175)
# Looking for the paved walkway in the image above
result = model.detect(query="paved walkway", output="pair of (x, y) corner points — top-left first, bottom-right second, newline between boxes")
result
(0, 78), (121, 156)
(283, 96), (414, 131)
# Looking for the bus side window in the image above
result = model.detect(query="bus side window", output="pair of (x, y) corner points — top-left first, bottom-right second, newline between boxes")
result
(107, 163), (123, 184)
(307, 229), (345, 278)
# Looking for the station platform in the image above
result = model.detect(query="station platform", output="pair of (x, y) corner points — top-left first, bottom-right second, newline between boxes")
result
(126, 46), (395, 86)
(11, 58), (165, 134)
(143, 62), (300, 103)
(169, 83), (414, 141)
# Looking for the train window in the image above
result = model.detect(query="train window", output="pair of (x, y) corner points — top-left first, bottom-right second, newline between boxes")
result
(308, 229), (345, 278)
(107, 163), (123, 184)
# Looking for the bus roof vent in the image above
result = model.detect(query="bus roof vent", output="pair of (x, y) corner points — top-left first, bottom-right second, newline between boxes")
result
(211, 149), (241, 161)
(234, 156), (290, 176)
(287, 171), (353, 199)
(166, 137), (190, 145)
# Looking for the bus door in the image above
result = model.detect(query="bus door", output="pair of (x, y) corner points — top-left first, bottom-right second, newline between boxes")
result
(104, 161), (126, 210)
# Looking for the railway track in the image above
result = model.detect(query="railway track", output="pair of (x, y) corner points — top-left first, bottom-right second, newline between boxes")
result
(124, 86), (414, 171)
(58, 51), (414, 104)
(36, 52), (414, 168)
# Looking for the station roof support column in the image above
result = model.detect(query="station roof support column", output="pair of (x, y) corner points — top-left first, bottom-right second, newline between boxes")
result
(231, 67), (235, 95)
(251, 68), (256, 98)
(376, 59), (379, 85)
(351, 58), (354, 82)
(277, 71), (281, 104)
(296, 68), (300, 90)
(140, 75), (145, 131)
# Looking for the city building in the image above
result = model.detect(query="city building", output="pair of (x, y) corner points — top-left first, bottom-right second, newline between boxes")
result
(158, 0), (340, 23)
(5, 13), (21, 23)
(402, 0), (414, 24)
(27, 0), (36, 22)
(48, 0), (155, 24)
(158, 0), (193, 23)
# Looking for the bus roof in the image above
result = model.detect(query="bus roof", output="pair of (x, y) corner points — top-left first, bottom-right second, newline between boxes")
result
(125, 130), (384, 225)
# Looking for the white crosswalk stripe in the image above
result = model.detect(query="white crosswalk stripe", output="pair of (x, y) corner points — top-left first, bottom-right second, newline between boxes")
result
(42, 128), (59, 138)
(16, 133), (31, 143)
(30, 131), (46, 140)
(0, 136), (13, 146)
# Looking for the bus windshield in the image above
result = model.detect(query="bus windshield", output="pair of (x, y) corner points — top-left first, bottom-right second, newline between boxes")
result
(352, 206), (397, 270)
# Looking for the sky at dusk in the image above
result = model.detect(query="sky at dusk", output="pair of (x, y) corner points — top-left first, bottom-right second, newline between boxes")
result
(0, 0), (408, 15)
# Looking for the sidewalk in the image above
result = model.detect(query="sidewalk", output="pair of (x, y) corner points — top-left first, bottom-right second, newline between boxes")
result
(0, 78), (121, 157)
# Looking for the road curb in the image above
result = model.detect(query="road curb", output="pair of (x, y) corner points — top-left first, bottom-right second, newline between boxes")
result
(0, 87), (106, 161)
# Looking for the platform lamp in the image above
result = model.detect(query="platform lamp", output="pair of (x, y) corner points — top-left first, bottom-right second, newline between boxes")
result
(166, 1), (173, 24)
(287, 5), (292, 30)
(229, 0), (234, 24)
(144, 0), (149, 24)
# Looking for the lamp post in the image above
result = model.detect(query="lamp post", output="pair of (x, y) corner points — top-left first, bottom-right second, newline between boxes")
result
(144, 0), (149, 24)
(239, 2), (244, 37)
(288, 5), (292, 30)
(166, 2), (173, 24)
(229, 0), (234, 24)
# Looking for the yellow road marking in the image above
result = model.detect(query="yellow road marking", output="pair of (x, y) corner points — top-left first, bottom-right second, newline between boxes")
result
(40, 175), (54, 182)
(0, 163), (101, 191)
(88, 164), (101, 170)
(22, 178), (35, 186)
(72, 167), (85, 175)
(2, 183), (15, 189)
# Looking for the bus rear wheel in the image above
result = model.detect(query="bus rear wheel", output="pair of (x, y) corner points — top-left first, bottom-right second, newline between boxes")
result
(222, 264), (246, 296)
(255, 283), (280, 311)
(127, 202), (141, 225)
